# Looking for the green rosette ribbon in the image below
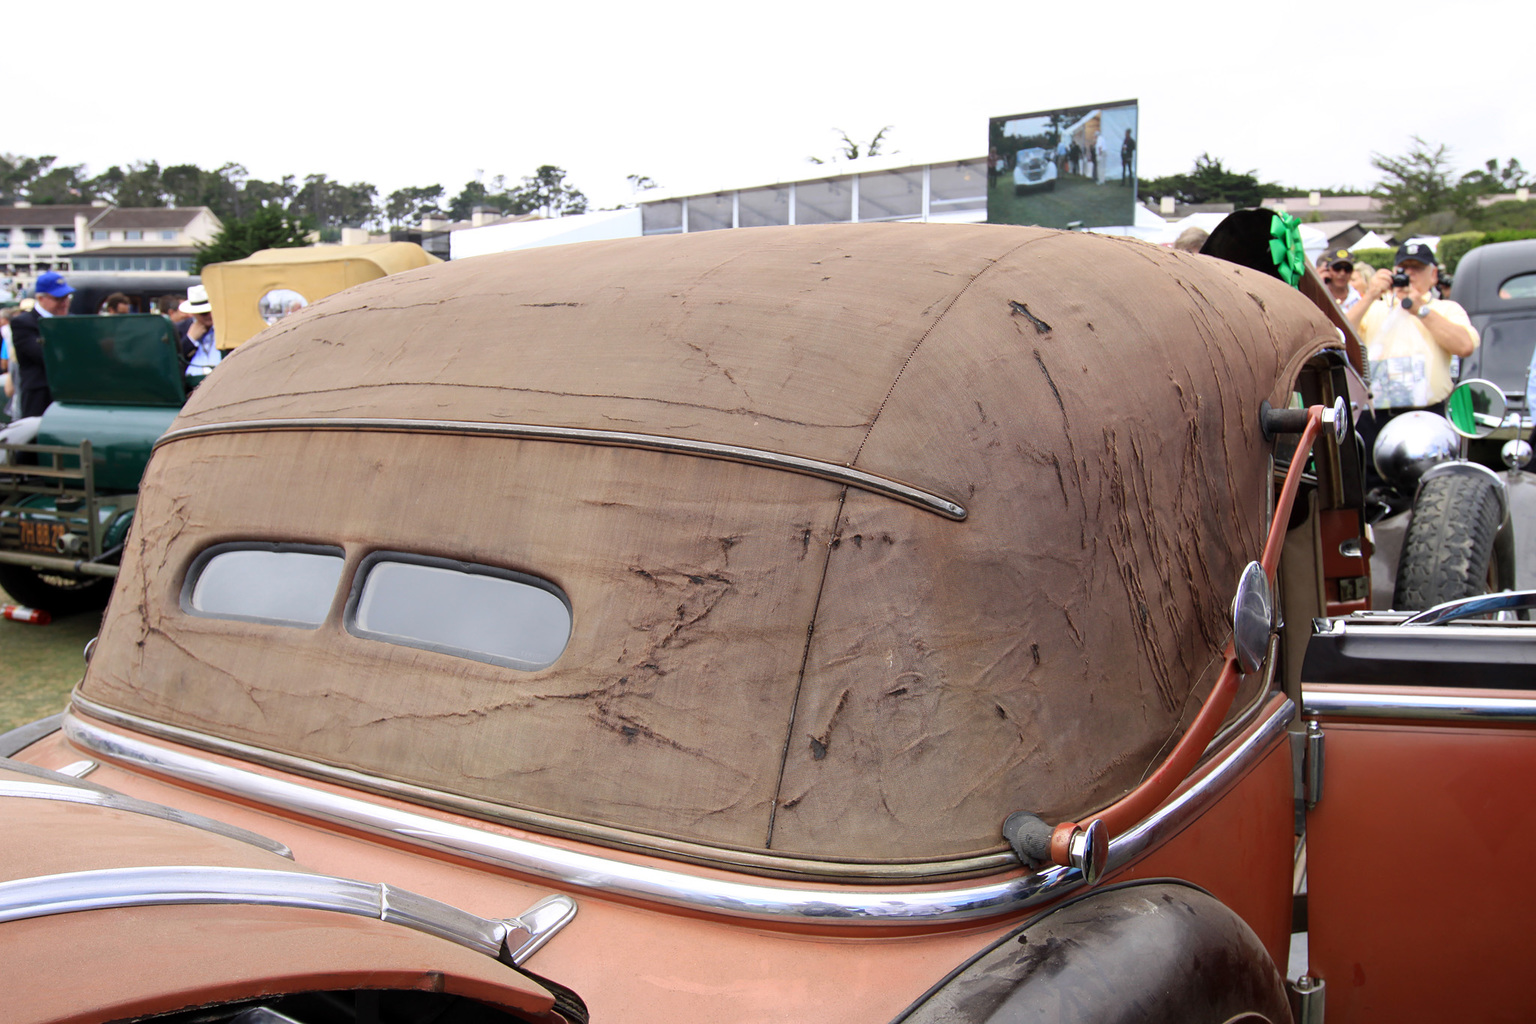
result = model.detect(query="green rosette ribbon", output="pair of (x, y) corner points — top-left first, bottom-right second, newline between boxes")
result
(1267, 212), (1306, 287)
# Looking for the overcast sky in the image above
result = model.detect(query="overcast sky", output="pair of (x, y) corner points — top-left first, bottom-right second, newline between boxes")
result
(15, 0), (1526, 211)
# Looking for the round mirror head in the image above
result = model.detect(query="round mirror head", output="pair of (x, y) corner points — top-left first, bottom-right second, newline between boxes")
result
(1231, 561), (1273, 675)
(1446, 378), (1506, 439)
(1374, 410), (1458, 490)
(258, 288), (309, 326)
(1502, 439), (1533, 472)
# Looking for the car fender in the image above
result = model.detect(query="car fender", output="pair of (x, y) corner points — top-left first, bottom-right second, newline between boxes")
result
(894, 881), (1290, 1024)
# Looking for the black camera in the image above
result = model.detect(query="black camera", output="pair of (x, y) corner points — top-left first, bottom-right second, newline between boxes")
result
(1391, 270), (1411, 289)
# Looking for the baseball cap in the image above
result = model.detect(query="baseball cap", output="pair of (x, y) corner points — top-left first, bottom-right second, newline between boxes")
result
(35, 271), (73, 297)
(1395, 242), (1437, 267)
(1325, 248), (1356, 269)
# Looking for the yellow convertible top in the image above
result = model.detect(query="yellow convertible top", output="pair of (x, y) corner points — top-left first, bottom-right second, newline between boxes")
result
(202, 242), (441, 349)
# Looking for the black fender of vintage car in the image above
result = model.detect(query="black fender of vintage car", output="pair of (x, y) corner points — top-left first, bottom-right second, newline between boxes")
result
(892, 880), (1290, 1024)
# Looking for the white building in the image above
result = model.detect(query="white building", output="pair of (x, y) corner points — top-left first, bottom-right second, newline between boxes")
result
(451, 152), (991, 260)
(2, 203), (221, 276)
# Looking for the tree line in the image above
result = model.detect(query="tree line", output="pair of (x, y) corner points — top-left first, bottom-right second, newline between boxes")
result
(0, 154), (589, 232)
(1136, 140), (1533, 236)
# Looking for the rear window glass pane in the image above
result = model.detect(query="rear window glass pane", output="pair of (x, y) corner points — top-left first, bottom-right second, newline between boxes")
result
(1500, 273), (1536, 300)
(349, 556), (571, 671)
(186, 546), (344, 628)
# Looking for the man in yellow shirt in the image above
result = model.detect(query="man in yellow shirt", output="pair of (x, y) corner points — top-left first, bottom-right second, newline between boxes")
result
(1346, 242), (1479, 490)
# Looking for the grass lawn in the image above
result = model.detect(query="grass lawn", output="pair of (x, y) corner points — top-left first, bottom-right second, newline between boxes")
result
(0, 581), (103, 734)
(988, 174), (1138, 229)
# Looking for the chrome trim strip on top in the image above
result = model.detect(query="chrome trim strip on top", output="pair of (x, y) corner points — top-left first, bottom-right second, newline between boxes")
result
(153, 418), (968, 521)
(0, 778), (294, 859)
(62, 699), (1294, 926)
(1399, 589), (1536, 626)
(1303, 688), (1536, 723)
(72, 698), (1016, 882)
(0, 865), (575, 966)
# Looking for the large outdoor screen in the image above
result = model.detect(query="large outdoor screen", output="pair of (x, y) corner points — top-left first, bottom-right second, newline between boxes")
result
(987, 100), (1139, 229)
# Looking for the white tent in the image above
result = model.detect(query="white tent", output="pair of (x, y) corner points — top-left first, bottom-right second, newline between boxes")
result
(1349, 230), (1392, 251)
(450, 208), (642, 260)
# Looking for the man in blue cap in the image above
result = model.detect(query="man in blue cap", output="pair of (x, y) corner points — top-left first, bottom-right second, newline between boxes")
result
(10, 271), (74, 418)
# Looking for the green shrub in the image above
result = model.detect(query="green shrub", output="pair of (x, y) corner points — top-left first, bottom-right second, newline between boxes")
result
(1483, 228), (1536, 245)
(1437, 232), (1487, 275)
(1353, 247), (1397, 272)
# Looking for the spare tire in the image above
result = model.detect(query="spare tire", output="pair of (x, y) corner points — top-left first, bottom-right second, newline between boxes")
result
(0, 563), (112, 617)
(1394, 469), (1509, 611)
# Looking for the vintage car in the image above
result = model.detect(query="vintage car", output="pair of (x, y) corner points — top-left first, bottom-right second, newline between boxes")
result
(0, 313), (187, 613)
(200, 241), (440, 349)
(1012, 147), (1058, 193)
(0, 244), (439, 615)
(3, 223), (1531, 1023)
(1451, 237), (1536, 428)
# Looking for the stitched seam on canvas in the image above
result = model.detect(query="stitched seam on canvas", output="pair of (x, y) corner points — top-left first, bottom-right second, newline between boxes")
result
(850, 236), (1048, 465)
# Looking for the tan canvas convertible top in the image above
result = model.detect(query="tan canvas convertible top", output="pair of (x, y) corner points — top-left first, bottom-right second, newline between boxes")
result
(79, 223), (1339, 877)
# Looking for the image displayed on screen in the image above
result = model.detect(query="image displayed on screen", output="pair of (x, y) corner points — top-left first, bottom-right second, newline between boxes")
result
(987, 100), (1138, 229)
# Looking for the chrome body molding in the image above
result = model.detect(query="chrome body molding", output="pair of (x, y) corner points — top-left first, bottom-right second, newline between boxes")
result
(1303, 688), (1536, 723)
(0, 777), (293, 859)
(154, 417), (967, 521)
(0, 865), (575, 967)
(62, 699), (1294, 926)
(1399, 589), (1536, 626)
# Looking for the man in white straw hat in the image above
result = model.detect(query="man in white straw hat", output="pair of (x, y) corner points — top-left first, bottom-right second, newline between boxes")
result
(178, 284), (221, 380)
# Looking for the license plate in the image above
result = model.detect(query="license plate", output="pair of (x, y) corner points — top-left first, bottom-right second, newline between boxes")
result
(17, 520), (66, 554)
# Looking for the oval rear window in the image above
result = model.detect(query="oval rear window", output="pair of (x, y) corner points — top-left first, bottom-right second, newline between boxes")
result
(346, 555), (571, 671)
(1500, 273), (1536, 300)
(184, 545), (345, 628)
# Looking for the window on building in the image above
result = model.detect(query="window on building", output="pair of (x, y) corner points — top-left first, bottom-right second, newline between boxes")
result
(794, 177), (852, 225)
(738, 186), (790, 227)
(92, 229), (109, 241)
(858, 169), (923, 222)
(125, 229), (142, 241)
(161, 230), (176, 240)
(929, 160), (987, 215)
(641, 200), (683, 235)
(686, 193), (733, 232)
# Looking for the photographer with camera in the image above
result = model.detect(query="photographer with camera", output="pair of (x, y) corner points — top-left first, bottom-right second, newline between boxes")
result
(1346, 242), (1479, 491)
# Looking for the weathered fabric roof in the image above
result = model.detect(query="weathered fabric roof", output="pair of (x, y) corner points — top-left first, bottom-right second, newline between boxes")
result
(81, 223), (1338, 875)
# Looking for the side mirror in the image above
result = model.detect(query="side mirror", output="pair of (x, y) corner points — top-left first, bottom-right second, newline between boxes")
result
(1446, 378), (1506, 439)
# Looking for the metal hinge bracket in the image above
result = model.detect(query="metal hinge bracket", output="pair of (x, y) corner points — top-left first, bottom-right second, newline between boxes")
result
(1293, 721), (1326, 831)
